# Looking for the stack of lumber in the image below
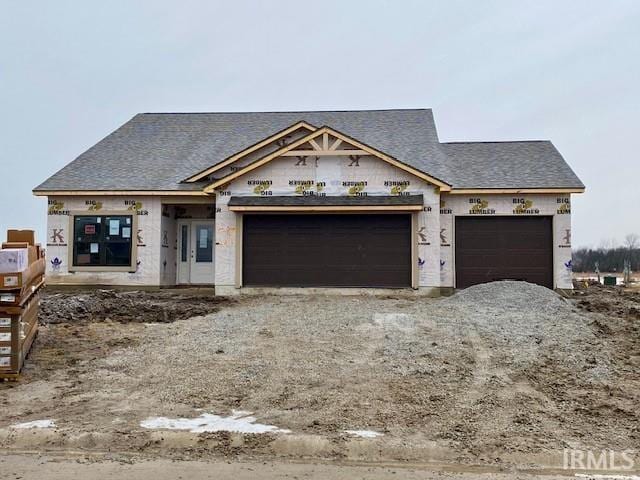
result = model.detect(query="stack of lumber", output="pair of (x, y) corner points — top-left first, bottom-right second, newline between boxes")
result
(0, 230), (45, 380)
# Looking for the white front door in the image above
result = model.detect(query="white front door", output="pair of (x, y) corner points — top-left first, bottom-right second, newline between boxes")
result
(177, 220), (215, 285)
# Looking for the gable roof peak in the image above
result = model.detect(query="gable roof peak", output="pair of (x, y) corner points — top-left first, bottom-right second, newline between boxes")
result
(204, 124), (451, 193)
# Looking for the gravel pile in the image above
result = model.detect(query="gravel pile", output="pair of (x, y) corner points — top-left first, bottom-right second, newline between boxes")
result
(435, 281), (595, 370)
(443, 280), (571, 314)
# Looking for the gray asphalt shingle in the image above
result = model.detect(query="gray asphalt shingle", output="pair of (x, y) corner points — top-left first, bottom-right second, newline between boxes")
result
(440, 141), (584, 189)
(33, 109), (584, 192)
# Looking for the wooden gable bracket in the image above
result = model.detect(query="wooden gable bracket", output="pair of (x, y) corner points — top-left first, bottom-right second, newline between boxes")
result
(279, 130), (373, 157)
(204, 126), (452, 193)
(184, 120), (318, 183)
(329, 138), (342, 150)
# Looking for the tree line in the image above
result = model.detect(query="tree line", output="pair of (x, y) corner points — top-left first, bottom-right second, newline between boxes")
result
(572, 233), (639, 272)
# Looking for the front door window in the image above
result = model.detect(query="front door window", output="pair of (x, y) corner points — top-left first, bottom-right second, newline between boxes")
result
(195, 224), (213, 263)
(180, 225), (189, 262)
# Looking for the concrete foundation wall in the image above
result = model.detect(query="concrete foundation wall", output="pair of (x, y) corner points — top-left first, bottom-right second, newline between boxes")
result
(215, 285), (443, 297)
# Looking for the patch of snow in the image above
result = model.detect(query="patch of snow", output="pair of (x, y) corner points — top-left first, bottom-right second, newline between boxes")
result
(344, 429), (383, 438)
(371, 312), (414, 330)
(11, 419), (56, 429)
(140, 410), (290, 434)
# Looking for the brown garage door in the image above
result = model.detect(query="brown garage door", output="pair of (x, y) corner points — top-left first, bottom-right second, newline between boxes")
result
(243, 214), (411, 287)
(455, 216), (553, 289)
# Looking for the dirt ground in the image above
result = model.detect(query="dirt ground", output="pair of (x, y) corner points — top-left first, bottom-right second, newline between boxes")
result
(38, 288), (232, 324)
(1, 282), (639, 472)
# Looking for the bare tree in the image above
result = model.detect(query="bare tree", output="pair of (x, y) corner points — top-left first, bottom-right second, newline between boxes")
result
(624, 233), (639, 251)
(598, 238), (618, 250)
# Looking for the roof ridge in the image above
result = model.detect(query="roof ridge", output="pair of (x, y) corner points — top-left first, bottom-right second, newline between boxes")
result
(442, 140), (550, 145)
(138, 108), (432, 115)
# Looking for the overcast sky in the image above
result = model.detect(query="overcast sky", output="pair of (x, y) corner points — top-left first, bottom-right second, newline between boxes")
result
(1, 0), (639, 248)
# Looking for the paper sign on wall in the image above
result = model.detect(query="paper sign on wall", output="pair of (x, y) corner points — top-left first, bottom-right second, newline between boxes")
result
(0, 332), (10, 342)
(0, 357), (10, 367)
(90, 243), (99, 253)
(122, 227), (131, 239)
(109, 219), (120, 235)
(0, 347), (11, 355)
(0, 318), (10, 327)
(0, 294), (15, 303)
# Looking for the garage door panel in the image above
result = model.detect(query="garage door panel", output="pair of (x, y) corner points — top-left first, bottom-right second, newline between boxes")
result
(455, 216), (553, 289)
(243, 214), (411, 287)
(504, 253), (550, 268)
(507, 234), (548, 249)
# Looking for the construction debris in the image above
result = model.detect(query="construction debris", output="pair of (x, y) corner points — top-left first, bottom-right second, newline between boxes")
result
(38, 289), (232, 325)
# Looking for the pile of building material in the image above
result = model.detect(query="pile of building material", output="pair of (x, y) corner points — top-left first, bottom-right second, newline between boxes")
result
(0, 230), (45, 380)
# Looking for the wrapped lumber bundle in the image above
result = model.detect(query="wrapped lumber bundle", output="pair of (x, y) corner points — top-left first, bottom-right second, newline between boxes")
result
(0, 230), (45, 380)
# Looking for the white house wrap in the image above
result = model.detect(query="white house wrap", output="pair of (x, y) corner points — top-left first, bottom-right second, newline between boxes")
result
(34, 109), (583, 294)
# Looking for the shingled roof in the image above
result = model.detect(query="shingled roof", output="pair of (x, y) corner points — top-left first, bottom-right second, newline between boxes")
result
(33, 109), (584, 192)
(440, 141), (584, 189)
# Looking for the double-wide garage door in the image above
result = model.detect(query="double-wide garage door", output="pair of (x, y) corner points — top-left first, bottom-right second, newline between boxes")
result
(455, 216), (553, 289)
(242, 214), (411, 287)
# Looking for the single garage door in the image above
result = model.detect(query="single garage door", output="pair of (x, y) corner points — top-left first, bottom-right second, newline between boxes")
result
(243, 214), (411, 287)
(455, 216), (553, 289)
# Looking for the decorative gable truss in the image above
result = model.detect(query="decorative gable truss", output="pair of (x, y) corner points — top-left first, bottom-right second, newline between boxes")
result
(184, 121), (318, 183)
(204, 126), (452, 193)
